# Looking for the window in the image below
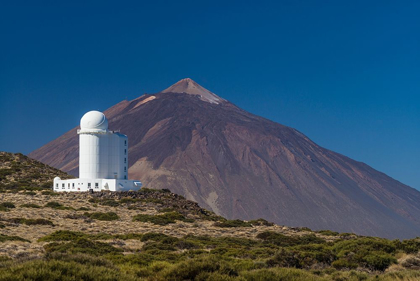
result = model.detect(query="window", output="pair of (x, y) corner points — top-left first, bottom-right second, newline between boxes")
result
(95, 183), (99, 189)
(56, 184), (58, 187)
(124, 175), (127, 179)
(124, 140), (127, 146)
(72, 183), (75, 189)
(124, 166), (126, 172)
(62, 183), (65, 187)
(88, 183), (91, 188)
(124, 158), (126, 163)
(124, 149), (127, 155)
(68, 183), (70, 188)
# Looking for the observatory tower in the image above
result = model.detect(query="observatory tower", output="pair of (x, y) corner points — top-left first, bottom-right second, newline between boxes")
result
(53, 111), (142, 192)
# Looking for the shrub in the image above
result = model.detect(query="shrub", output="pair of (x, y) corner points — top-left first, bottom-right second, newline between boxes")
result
(398, 237), (420, 254)
(39, 230), (87, 242)
(332, 237), (397, 271)
(363, 252), (397, 271)
(0, 234), (29, 243)
(0, 202), (15, 211)
(7, 217), (54, 226)
(84, 212), (119, 221)
(0, 259), (136, 280)
(45, 201), (73, 210)
(214, 219), (252, 228)
(24, 191), (37, 195)
(23, 219), (54, 226)
(248, 218), (274, 226)
(332, 259), (358, 269)
(141, 232), (171, 242)
(41, 190), (59, 196)
(317, 230), (339, 236)
(256, 231), (325, 247)
(1, 202), (15, 208)
(44, 238), (123, 255)
(162, 255), (238, 280)
(99, 199), (120, 207)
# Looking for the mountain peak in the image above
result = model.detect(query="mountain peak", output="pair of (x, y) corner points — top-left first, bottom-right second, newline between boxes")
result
(161, 78), (225, 104)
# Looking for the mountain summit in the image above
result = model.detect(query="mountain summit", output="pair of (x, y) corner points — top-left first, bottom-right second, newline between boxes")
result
(162, 78), (225, 104)
(29, 79), (420, 239)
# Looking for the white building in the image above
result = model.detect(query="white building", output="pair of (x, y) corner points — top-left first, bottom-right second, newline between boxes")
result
(54, 111), (142, 192)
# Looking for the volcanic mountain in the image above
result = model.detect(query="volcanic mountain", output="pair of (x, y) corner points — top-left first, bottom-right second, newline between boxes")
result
(29, 78), (420, 239)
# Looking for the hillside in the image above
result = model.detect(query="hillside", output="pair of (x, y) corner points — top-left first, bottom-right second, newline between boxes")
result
(1, 155), (420, 280)
(29, 79), (420, 239)
(0, 152), (73, 192)
(1, 189), (420, 280)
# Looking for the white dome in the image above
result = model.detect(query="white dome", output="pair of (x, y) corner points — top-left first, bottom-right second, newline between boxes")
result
(80, 111), (108, 130)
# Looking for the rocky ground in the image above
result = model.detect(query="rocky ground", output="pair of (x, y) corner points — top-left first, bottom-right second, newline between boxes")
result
(0, 189), (338, 260)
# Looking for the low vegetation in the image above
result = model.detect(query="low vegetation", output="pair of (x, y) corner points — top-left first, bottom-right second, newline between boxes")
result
(83, 212), (119, 221)
(132, 212), (194, 225)
(0, 153), (419, 280)
(0, 202), (15, 212)
(1, 227), (419, 280)
(0, 234), (29, 243)
(5, 217), (54, 226)
(44, 201), (74, 210)
(0, 152), (73, 192)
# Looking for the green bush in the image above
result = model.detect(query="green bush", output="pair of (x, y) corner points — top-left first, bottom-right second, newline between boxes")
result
(24, 218), (54, 226)
(256, 231), (325, 247)
(0, 234), (29, 243)
(99, 199), (120, 207)
(162, 255), (238, 280)
(363, 252), (397, 271)
(39, 230), (117, 242)
(84, 212), (119, 221)
(214, 219), (252, 228)
(317, 230), (339, 236)
(248, 218), (274, 226)
(39, 230), (88, 242)
(7, 217), (53, 226)
(1, 202), (15, 208)
(398, 237), (420, 254)
(0, 202), (15, 211)
(41, 190), (59, 196)
(332, 237), (397, 271)
(45, 201), (73, 210)
(44, 238), (123, 255)
(0, 259), (136, 281)
(332, 259), (358, 269)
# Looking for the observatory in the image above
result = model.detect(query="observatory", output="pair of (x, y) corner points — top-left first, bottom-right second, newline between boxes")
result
(53, 111), (142, 192)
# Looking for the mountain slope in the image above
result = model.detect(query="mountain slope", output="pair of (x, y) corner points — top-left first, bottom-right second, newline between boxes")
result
(29, 79), (420, 239)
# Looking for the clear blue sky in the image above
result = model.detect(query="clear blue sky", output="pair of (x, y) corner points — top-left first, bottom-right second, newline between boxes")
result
(0, 1), (419, 190)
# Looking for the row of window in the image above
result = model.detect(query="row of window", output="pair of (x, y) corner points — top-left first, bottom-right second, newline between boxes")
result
(55, 182), (100, 190)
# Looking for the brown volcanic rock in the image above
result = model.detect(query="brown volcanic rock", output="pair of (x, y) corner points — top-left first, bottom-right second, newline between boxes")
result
(29, 79), (420, 239)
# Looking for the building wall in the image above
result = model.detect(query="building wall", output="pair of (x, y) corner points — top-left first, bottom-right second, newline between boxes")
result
(79, 131), (128, 180)
(79, 132), (109, 179)
(53, 178), (141, 192)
